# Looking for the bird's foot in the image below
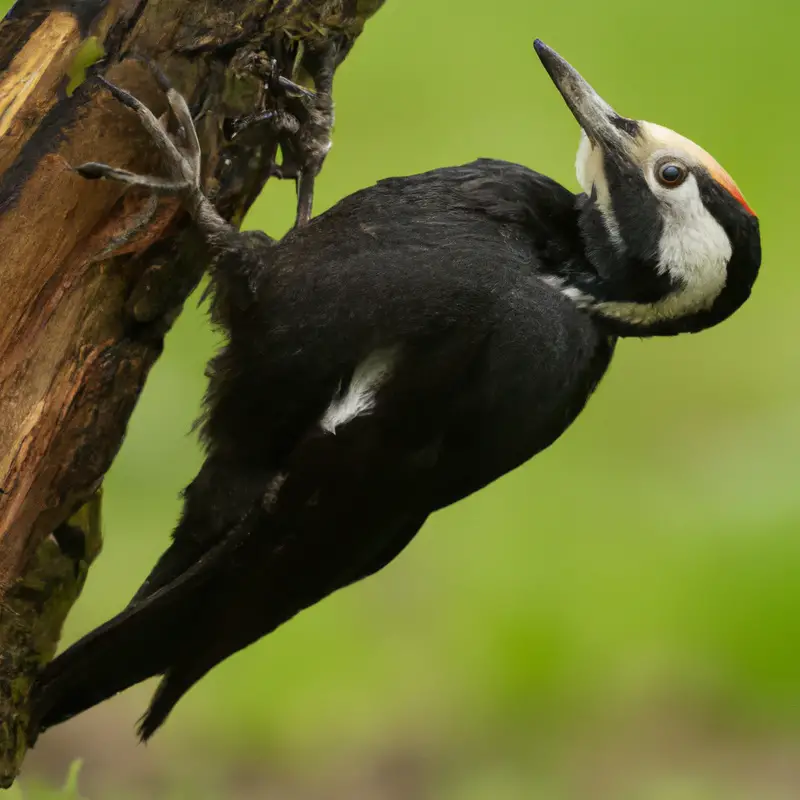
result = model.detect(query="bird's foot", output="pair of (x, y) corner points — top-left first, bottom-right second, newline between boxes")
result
(75, 64), (226, 252)
(228, 55), (313, 136)
(284, 43), (338, 228)
(229, 50), (336, 228)
(76, 71), (202, 201)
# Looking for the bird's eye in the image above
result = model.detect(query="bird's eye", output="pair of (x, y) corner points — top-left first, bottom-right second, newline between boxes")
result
(656, 162), (688, 188)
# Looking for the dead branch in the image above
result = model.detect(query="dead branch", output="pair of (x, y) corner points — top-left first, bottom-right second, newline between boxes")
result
(0, 0), (384, 784)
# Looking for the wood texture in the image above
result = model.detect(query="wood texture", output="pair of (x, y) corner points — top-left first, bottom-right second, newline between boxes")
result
(0, 0), (384, 784)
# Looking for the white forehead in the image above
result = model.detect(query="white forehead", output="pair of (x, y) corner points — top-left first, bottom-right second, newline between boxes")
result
(574, 118), (750, 217)
(575, 122), (729, 187)
(638, 121), (726, 175)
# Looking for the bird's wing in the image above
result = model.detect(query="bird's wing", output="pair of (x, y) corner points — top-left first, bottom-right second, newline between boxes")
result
(34, 382), (442, 737)
(132, 316), (491, 603)
(36, 276), (611, 737)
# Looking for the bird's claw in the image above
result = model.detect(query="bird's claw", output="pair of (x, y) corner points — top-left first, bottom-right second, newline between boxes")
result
(74, 65), (206, 258)
(226, 52), (335, 228)
(79, 69), (202, 195)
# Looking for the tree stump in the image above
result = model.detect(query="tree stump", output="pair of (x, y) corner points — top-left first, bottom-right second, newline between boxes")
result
(0, 0), (384, 784)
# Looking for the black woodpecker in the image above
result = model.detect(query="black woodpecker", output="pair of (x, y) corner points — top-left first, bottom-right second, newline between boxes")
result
(31, 40), (761, 742)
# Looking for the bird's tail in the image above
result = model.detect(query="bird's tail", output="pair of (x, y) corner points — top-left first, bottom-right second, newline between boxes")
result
(30, 474), (268, 743)
(30, 560), (206, 742)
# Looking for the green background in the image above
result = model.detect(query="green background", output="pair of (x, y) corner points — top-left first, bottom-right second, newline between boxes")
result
(8, 0), (800, 797)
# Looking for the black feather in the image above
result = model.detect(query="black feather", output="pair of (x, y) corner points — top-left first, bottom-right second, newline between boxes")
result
(31, 158), (696, 739)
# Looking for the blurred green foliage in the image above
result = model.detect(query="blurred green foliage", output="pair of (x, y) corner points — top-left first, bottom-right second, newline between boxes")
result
(6, 0), (800, 796)
(9, 762), (83, 800)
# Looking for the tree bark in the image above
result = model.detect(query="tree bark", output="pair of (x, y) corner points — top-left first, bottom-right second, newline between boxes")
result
(0, 0), (384, 785)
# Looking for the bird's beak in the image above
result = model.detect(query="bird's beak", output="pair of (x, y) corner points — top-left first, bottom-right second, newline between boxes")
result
(534, 39), (633, 150)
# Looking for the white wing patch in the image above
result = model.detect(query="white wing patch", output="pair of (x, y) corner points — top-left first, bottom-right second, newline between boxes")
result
(320, 347), (399, 434)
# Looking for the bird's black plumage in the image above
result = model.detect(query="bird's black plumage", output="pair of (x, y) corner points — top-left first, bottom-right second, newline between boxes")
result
(33, 159), (616, 738)
(31, 42), (761, 743)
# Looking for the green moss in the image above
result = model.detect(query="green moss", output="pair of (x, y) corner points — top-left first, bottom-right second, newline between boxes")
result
(9, 677), (28, 706)
(0, 492), (103, 787)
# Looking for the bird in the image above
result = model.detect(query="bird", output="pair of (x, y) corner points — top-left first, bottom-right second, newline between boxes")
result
(30, 39), (761, 743)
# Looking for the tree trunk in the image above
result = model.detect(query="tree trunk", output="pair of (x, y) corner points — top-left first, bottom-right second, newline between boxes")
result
(0, 0), (384, 785)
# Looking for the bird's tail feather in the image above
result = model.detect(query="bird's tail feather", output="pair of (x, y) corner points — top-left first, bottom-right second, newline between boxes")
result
(32, 598), (189, 738)
(31, 556), (212, 739)
(136, 663), (210, 741)
(31, 510), (258, 743)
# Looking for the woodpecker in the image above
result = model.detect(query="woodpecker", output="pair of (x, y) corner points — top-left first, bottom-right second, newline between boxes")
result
(31, 40), (761, 742)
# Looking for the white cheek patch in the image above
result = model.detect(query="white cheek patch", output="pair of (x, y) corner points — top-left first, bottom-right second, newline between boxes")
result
(320, 347), (399, 434)
(656, 173), (732, 294)
(596, 173), (732, 325)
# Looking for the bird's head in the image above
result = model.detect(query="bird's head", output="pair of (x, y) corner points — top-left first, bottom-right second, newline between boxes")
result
(534, 40), (761, 336)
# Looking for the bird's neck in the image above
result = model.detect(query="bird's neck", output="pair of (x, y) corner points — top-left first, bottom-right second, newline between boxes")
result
(541, 195), (714, 337)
